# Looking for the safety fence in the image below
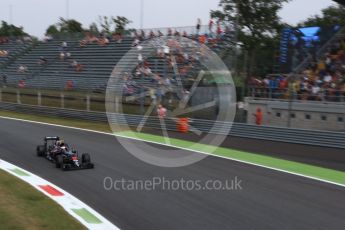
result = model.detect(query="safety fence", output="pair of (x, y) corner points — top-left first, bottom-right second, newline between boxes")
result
(0, 101), (344, 149)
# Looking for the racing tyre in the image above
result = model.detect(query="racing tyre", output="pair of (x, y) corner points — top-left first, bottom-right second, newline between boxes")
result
(82, 153), (91, 164)
(56, 155), (63, 168)
(36, 145), (45, 157)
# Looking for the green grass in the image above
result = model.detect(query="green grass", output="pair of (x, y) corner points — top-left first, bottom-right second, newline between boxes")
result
(0, 169), (85, 230)
(1, 109), (345, 186)
(117, 131), (345, 186)
(0, 87), (147, 114)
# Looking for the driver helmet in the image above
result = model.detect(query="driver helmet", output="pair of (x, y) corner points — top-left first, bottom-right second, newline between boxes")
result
(56, 140), (65, 146)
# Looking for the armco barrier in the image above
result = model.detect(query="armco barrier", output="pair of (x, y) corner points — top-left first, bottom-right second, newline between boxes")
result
(0, 102), (344, 149)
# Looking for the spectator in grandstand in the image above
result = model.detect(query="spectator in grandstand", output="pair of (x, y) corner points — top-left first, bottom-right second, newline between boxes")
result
(70, 59), (78, 68)
(113, 32), (123, 43)
(268, 76), (279, 98)
(132, 37), (140, 47)
(79, 39), (87, 48)
(43, 35), (53, 42)
(38, 56), (47, 65)
(65, 80), (75, 90)
(1, 74), (7, 88)
(0, 50), (9, 57)
(157, 47), (164, 58)
(61, 41), (68, 51)
(75, 63), (83, 72)
(149, 30), (155, 38)
(60, 52), (65, 60)
(174, 30), (181, 37)
(167, 28), (172, 36)
(216, 21), (223, 38)
(208, 18), (214, 35)
(98, 37), (109, 46)
(0, 37), (9, 44)
(198, 34), (207, 44)
(196, 18), (201, 35)
(157, 104), (167, 119)
(18, 80), (26, 88)
(182, 31), (188, 38)
(157, 30), (164, 37)
(140, 30), (146, 40)
(17, 64), (28, 73)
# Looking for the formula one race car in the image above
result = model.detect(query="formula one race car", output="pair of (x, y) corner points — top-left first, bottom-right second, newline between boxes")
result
(36, 136), (94, 170)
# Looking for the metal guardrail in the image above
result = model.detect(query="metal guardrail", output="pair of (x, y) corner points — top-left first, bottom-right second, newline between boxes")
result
(0, 102), (344, 149)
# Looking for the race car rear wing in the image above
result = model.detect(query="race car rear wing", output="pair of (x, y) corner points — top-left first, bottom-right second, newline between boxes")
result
(44, 136), (60, 141)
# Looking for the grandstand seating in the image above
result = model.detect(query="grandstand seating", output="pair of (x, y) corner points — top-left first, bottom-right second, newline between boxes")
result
(0, 33), (232, 92)
(0, 40), (33, 67)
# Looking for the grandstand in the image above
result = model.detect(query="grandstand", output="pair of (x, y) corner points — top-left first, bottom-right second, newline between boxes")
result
(0, 29), (231, 93)
(0, 39), (33, 67)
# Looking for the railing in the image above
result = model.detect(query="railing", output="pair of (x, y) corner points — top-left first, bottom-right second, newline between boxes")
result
(0, 101), (344, 149)
(248, 86), (345, 103)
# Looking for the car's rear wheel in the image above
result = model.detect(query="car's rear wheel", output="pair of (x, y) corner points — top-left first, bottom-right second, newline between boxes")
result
(56, 155), (63, 168)
(82, 153), (91, 164)
(36, 145), (45, 157)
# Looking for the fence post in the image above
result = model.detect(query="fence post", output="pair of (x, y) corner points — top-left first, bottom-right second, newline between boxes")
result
(86, 95), (90, 111)
(60, 92), (64, 108)
(16, 89), (21, 104)
(37, 91), (41, 106)
(342, 94), (345, 131)
(0, 89), (2, 102)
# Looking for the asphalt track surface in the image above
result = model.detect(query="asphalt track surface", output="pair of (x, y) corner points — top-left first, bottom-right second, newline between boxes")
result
(1, 117), (345, 230)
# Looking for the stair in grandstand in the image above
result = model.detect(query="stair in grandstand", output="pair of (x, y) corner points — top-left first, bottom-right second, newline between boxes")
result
(2, 39), (79, 87)
(0, 40), (34, 69)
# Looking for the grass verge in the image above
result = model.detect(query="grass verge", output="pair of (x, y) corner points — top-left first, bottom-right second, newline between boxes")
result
(0, 169), (85, 230)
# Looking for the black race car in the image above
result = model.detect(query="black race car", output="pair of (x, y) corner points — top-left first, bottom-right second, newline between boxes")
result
(36, 136), (94, 170)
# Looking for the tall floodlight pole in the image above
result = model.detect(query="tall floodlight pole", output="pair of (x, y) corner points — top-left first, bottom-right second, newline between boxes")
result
(66, 0), (70, 19)
(9, 4), (13, 24)
(233, 1), (239, 77)
(140, 0), (144, 29)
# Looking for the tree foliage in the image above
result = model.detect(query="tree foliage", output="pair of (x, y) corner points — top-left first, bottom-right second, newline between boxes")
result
(211, 0), (290, 76)
(0, 21), (28, 37)
(112, 16), (131, 34)
(298, 4), (345, 27)
(46, 17), (84, 36)
(98, 15), (131, 35)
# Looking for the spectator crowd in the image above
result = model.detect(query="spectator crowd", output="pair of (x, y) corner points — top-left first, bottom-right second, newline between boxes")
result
(249, 37), (345, 102)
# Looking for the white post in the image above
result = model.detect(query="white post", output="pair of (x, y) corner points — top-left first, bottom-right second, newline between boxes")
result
(61, 92), (64, 108)
(37, 91), (41, 106)
(16, 89), (21, 104)
(86, 95), (90, 111)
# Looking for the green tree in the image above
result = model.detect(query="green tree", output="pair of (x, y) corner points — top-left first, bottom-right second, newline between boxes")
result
(112, 16), (131, 34)
(0, 21), (28, 37)
(46, 25), (59, 36)
(98, 16), (112, 34)
(88, 22), (99, 35)
(298, 4), (345, 27)
(211, 0), (290, 76)
(58, 17), (84, 33)
(45, 18), (84, 36)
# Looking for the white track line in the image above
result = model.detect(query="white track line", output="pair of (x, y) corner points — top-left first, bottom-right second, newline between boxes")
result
(0, 115), (344, 189)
